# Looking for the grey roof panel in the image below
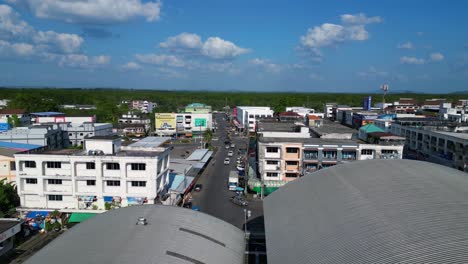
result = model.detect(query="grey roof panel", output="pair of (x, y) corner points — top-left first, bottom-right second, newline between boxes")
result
(26, 205), (245, 264)
(264, 159), (468, 264)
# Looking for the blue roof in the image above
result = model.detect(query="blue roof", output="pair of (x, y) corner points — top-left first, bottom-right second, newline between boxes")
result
(186, 103), (207, 107)
(26, 211), (50, 219)
(31, 112), (64, 116)
(0, 141), (42, 150)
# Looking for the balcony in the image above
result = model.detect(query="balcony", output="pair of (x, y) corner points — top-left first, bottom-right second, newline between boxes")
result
(265, 151), (281, 159)
(322, 151), (338, 160)
(341, 151), (357, 160)
(303, 151), (319, 160)
(285, 165), (300, 171)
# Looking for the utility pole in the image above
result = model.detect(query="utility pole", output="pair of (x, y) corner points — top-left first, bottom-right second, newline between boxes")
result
(380, 84), (389, 114)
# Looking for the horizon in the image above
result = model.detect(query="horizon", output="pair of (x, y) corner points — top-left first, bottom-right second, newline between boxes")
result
(0, 1), (467, 92)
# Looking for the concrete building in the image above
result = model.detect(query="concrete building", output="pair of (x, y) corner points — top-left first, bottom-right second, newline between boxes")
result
(264, 160), (468, 264)
(236, 106), (274, 133)
(391, 122), (468, 171)
(285, 107), (315, 117)
(0, 109), (31, 131)
(155, 112), (213, 137)
(59, 122), (113, 146)
(30, 112), (64, 123)
(0, 124), (65, 148)
(421, 98), (446, 110)
(323, 102), (336, 118)
(25, 205), (244, 264)
(35, 116), (95, 124)
(0, 99), (10, 109)
(306, 115), (323, 128)
(14, 136), (171, 210)
(129, 100), (156, 114)
(185, 103), (212, 114)
(118, 112), (151, 127)
(0, 142), (43, 183)
(60, 104), (96, 110)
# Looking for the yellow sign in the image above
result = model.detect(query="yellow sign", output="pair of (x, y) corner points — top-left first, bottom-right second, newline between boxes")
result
(155, 113), (176, 129)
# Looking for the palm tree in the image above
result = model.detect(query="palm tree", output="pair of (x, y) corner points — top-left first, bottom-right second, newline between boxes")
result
(203, 129), (213, 147)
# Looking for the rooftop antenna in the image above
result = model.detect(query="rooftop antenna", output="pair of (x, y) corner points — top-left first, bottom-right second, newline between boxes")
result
(380, 84), (389, 113)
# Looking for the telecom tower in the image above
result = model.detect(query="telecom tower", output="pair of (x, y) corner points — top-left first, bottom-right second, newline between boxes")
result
(381, 84), (389, 113)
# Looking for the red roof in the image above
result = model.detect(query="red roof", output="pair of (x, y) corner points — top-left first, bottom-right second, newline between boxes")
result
(0, 109), (26, 115)
(308, 115), (321, 120)
(279, 111), (301, 117)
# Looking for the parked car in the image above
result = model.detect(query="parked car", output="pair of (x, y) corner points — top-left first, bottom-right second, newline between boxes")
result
(237, 165), (245, 171)
(230, 143), (235, 148)
(194, 184), (202, 192)
(228, 150), (234, 157)
(225, 145), (230, 149)
(230, 196), (248, 206)
(224, 158), (230, 165)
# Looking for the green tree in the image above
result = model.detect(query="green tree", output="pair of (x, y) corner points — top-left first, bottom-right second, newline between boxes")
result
(7, 114), (21, 128)
(203, 129), (213, 144)
(0, 179), (20, 217)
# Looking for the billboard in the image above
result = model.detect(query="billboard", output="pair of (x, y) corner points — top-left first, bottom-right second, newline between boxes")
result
(155, 113), (176, 129)
(194, 118), (207, 127)
(127, 197), (148, 205)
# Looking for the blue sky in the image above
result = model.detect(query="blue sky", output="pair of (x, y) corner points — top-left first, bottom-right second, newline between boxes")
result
(0, 0), (467, 93)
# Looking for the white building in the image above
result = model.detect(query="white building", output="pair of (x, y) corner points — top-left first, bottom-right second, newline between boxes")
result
(36, 116), (95, 124)
(130, 100), (156, 114)
(236, 106), (274, 132)
(323, 103), (336, 118)
(59, 122), (113, 146)
(285, 107), (315, 117)
(155, 112), (213, 137)
(0, 109), (31, 130)
(0, 125), (64, 148)
(15, 136), (171, 210)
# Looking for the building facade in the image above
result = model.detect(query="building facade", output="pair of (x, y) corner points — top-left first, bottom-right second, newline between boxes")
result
(15, 136), (171, 210)
(155, 112), (213, 137)
(236, 106), (274, 132)
(0, 125), (65, 148)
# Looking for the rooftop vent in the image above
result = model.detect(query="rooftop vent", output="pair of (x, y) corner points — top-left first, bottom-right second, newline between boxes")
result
(136, 217), (147, 225)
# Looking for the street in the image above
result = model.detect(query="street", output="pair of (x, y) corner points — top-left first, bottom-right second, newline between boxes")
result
(190, 113), (263, 229)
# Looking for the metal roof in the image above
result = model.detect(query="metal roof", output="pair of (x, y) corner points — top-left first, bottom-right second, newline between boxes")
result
(264, 159), (468, 264)
(126, 136), (170, 148)
(186, 149), (209, 161)
(31, 112), (64, 116)
(0, 141), (42, 150)
(26, 205), (245, 264)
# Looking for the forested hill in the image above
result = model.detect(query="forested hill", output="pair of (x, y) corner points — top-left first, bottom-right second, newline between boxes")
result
(0, 87), (466, 124)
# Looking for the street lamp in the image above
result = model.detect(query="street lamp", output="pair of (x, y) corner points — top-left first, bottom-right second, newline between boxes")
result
(243, 208), (251, 238)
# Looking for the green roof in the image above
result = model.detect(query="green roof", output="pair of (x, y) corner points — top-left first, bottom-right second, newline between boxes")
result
(68, 213), (97, 223)
(359, 124), (384, 133)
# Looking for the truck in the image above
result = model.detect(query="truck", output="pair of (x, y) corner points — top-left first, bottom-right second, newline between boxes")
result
(228, 171), (239, 191)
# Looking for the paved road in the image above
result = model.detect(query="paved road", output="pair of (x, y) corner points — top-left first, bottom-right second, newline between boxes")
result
(190, 113), (263, 229)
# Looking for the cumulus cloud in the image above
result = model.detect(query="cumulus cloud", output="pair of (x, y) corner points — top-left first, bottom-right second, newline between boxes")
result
(397, 42), (413, 49)
(400, 56), (425, 65)
(34, 31), (84, 53)
(121, 62), (142, 71)
(430, 52), (444, 62)
(300, 13), (381, 57)
(7, 0), (161, 24)
(45, 53), (111, 68)
(249, 58), (281, 72)
(135, 54), (185, 67)
(160, 33), (249, 60)
(0, 4), (34, 40)
(0, 39), (34, 56)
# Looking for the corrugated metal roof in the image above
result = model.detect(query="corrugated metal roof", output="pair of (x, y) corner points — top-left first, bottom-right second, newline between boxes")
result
(264, 159), (468, 264)
(0, 141), (42, 150)
(26, 205), (244, 264)
(200, 151), (213, 163)
(127, 136), (170, 148)
(31, 112), (64, 116)
(186, 149), (209, 161)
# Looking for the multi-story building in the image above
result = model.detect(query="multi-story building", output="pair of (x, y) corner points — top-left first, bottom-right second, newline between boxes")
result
(421, 99), (446, 111)
(236, 106), (274, 133)
(285, 107), (315, 117)
(155, 112), (213, 137)
(391, 122), (468, 171)
(0, 124), (65, 148)
(15, 136), (172, 210)
(323, 103), (336, 118)
(0, 109), (31, 130)
(59, 122), (113, 146)
(0, 142), (43, 183)
(129, 100), (156, 114)
(35, 115), (95, 124)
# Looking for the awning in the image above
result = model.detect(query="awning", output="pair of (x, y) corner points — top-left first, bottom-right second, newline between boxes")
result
(68, 213), (97, 223)
(26, 211), (50, 219)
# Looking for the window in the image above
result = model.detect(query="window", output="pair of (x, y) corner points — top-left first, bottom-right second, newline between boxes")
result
(248, 121), (254, 124)
(86, 180), (96, 186)
(131, 181), (146, 187)
(48, 195), (63, 201)
(266, 172), (278, 177)
(361, 149), (374, 155)
(266, 147), (279, 153)
(285, 173), (298, 178)
(106, 180), (120, 186)
(266, 160), (278, 165)
(86, 162), (95, 170)
(304, 151), (318, 159)
(342, 151), (356, 160)
(323, 151), (337, 159)
(68, 133), (72, 136)
(286, 161), (298, 166)
(10, 161), (16, 171)
(25, 178), (37, 184)
(131, 163), (146, 171)
(46, 162), (61, 169)
(48, 179), (62, 185)
(79, 133), (83, 136)
(24, 161), (36, 168)
(249, 114), (254, 118)
(382, 150), (397, 154)
(106, 163), (120, 170)
(286, 148), (299, 153)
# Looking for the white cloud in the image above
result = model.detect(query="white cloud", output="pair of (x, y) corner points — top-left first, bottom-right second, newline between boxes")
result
(160, 33), (249, 60)
(159, 32), (202, 50)
(397, 42), (413, 49)
(121, 62), (142, 71)
(201, 37), (249, 59)
(358, 66), (388, 78)
(309, 73), (322, 80)
(135, 53), (185, 67)
(0, 4), (34, 40)
(8, 0), (161, 24)
(400, 56), (425, 65)
(0, 39), (34, 56)
(430, 52), (444, 62)
(300, 13), (381, 57)
(33, 31), (83, 53)
(340, 13), (382, 24)
(45, 53), (111, 68)
(249, 58), (281, 72)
